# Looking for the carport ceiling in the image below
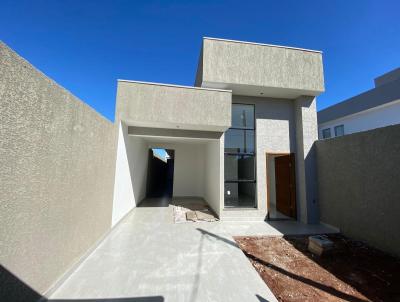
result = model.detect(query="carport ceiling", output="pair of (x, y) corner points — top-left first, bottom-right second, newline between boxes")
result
(143, 136), (213, 145)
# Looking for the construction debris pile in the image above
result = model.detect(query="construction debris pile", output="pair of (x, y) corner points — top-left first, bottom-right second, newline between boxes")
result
(172, 199), (218, 223)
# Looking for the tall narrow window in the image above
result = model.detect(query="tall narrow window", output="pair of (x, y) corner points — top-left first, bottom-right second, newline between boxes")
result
(224, 104), (256, 208)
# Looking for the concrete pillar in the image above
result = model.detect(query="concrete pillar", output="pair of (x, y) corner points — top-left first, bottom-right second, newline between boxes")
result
(294, 96), (319, 224)
(219, 134), (225, 214)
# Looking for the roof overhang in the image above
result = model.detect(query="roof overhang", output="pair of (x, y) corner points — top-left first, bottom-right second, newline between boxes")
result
(195, 37), (325, 99)
(116, 80), (232, 132)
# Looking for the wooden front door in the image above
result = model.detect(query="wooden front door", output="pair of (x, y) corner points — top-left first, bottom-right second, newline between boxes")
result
(275, 154), (296, 218)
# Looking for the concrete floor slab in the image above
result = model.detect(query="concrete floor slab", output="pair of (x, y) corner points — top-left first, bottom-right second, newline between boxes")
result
(49, 198), (337, 302)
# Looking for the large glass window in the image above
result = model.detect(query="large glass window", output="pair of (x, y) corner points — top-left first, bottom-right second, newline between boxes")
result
(224, 155), (255, 181)
(224, 104), (256, 208)
(224, 182), (256, 208)
(224, 129), (255, 153)
(232, 105), (255, 129)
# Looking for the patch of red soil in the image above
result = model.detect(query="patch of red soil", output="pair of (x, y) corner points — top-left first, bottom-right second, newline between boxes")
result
(234, 235), (400, 302)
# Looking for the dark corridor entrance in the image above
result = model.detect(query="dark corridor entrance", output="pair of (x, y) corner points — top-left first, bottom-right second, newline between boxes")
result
(146, 149), (175, 198)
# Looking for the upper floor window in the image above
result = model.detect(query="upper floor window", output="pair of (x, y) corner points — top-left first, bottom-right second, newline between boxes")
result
(322, 128), (331, 139)
(225, 129), (255, 154)
(225, 104), (256, 154)
(334, 125), (345, 137)
(231, 104), (255, 129)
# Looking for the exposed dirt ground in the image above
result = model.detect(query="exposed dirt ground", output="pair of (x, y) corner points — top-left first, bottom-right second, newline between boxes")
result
(234, 235), (400, 302)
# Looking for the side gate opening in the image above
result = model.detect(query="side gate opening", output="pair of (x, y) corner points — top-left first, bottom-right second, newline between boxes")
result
(146, 148), (175, 198)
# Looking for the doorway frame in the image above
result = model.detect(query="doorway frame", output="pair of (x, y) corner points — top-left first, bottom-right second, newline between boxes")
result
(265, 152), (297, 220)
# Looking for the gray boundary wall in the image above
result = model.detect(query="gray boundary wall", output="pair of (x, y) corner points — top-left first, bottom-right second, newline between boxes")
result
(316, 124), (400, 257)
(0, 42), (118, 297)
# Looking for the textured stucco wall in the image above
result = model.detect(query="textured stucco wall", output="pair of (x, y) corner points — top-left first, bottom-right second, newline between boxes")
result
(294, 96), (319, 224)
(316, 124), (400, 256)
(116, 80), (232, 131)
(198, 38), (324, 94)
(0, 42), (117, 297)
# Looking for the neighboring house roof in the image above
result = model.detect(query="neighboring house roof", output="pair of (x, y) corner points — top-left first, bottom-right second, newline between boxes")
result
(318, 70), (400, 124)
(374, 67), (400, 87)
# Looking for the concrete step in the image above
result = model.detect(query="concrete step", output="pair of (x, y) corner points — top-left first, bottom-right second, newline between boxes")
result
(220, 209), (266, 222)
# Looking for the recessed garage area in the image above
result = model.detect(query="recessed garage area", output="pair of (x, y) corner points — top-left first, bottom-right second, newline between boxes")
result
(112, 123), (223, 225)
(145, 136), (221, 212)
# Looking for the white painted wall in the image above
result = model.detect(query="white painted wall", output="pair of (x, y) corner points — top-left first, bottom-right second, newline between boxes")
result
(174, 143), (205, 197)
(204, 139), (223, 216)
(319, 99), (400, 138)
(147, 141), (206, 197)
(112, 123), (148, 226)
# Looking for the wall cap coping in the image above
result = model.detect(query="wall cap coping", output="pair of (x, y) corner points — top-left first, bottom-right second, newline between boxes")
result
(203, 37), (323, 54)
(118, 79), (232, 93)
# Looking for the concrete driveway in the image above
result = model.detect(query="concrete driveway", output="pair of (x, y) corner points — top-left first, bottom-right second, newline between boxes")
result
(49, 198), (336, 302)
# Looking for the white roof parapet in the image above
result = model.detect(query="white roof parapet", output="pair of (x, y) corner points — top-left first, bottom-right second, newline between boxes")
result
(118, 79), (232, 93)
(203, 37), (323, 54)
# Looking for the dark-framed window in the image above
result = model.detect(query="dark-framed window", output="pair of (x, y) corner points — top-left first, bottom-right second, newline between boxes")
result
(322, 128), (331, 139)
(224, 104), (256, 208)
(334, 125), (344, 137)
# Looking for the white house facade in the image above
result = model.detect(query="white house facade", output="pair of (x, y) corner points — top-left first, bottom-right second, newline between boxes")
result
(318, 67), (400, 139)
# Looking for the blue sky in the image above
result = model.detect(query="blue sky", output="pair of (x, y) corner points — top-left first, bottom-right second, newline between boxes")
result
(1, 0), (399, 121)
(152, 148), (168, 161)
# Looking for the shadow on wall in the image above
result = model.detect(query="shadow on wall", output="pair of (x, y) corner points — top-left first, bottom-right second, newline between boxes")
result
(304, 142), (319, 224)
(0, 265), (164, 302)
(0, 265), (41, 302)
